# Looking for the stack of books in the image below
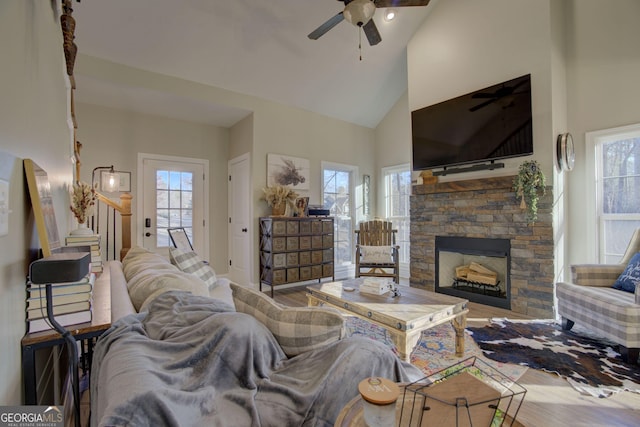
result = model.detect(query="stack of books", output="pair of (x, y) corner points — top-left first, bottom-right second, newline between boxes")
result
(26, 273), (95, 333)
(359, 277), (392, 295)
(65, 234), (103, 273)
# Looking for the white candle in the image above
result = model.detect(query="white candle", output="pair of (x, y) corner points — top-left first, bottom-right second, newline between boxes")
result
(358, 377), (400, 427)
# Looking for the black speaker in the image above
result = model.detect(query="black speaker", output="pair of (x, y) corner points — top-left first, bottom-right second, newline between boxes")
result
(29, 252), (91, 284)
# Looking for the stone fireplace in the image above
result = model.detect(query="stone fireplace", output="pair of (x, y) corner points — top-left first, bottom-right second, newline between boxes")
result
(410, 176), (554, 318)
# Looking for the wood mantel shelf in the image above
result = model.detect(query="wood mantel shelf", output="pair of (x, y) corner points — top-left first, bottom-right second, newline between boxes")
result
(413, 175), (516, 195)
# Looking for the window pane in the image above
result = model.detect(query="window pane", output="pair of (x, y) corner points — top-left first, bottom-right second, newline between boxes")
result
(157, 171), (169, 190)
(157, 190), (168, 209)
(169, 171), (181, 190)
(182, 191), (192, 209)
(156, 170), (197, 248)
(169, 209), (181, 227)
(603, 219), (640, 263)
(157, 209), (169, 228)
(597, 131), (640, 262)
(181, 210), (193, 228)
(601, 138), (640, 213)
(385, 167), (411, 264)
(181, 172), (193, 191)
(323, 168), (353, 266)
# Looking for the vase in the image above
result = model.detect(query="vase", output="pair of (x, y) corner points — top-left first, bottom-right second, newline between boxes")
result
(271, 202), (286, 216)
(70, 221), (94, 236)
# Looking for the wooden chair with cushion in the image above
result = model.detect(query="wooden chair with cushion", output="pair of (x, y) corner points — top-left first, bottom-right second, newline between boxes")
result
(355, 219), (400, 283)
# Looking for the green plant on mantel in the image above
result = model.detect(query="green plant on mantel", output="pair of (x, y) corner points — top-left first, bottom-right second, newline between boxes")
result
(513, 160), (546, 223)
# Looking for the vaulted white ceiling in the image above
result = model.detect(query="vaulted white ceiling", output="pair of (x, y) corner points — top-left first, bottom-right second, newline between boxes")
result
(73, 0), (434, 128)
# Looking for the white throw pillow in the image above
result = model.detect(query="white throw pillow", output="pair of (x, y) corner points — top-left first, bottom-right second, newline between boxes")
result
(360, 245), (393, 264)
(208, 278), (235, 309)
(169, 247), (218, 291)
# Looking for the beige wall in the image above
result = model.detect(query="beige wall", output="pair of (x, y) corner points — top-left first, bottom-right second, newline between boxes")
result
(566, 0), (640, 263)
(229, 114), (254, 160)
(74, 57), (377, 286)
(249, 104), (375, 284)
(75, 103), (230, 273)
(374, 91), (412, 216)
(407, 0), (554, 180)
(0, 1), (74, 404)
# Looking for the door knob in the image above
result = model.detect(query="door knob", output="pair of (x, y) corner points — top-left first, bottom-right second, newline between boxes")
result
(242, 228), (248, 232)
(145, 232), (152, 237)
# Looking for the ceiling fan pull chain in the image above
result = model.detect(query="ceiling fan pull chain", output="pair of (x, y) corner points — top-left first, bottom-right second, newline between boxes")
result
(359, 25), (363, 61)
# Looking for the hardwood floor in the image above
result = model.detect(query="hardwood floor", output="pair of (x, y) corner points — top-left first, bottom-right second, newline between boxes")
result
(273, 286), (640, 427)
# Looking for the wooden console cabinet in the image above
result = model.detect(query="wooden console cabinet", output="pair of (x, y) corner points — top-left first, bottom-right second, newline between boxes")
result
(259, 217), (334, 297)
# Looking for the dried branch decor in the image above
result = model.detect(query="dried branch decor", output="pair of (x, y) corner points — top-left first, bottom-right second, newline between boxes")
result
(70, 181), (96, 224)
(262, 185), (298, 216)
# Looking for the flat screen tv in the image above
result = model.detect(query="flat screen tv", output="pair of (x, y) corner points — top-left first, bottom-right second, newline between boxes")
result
(411, 74), (533, 171)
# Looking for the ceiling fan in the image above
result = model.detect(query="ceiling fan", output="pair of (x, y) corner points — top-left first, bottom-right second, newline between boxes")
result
(469, 79), (529, 112)
(308, 0), (431, 46)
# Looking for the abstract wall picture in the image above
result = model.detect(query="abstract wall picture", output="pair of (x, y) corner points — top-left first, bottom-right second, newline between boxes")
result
(24, 159), (61, 256)
(267, 154), (310, 191)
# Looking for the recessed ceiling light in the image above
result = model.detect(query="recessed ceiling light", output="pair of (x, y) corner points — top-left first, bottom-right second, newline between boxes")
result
(384, 9), (396, 22)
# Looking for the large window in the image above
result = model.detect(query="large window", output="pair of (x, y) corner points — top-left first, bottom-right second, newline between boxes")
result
(322, 163), (357, 271)
(594, 124), (640, 263)
(383, 164), (411, 271)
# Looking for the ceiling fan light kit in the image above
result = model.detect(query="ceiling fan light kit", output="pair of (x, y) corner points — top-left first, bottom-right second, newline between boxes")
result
(308, 0), (431, 46)
(343, 0), (376, 26)
(384, 9), (397, 22)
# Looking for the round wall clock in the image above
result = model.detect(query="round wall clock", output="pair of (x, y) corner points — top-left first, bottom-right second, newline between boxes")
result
(556, 132), (575, 171)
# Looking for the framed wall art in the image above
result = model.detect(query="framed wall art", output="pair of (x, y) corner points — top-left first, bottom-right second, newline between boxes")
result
(267, 154), (310, 191)
(294, 197), (309, 217)
(24, 159), (61, 257)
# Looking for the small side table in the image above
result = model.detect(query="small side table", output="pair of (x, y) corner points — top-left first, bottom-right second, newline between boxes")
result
(21, 266), (112, 405)
(336, 380), (526, 427)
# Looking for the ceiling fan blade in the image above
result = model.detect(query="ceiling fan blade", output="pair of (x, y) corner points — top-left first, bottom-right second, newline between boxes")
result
(363, 19), (381, 45)
(469, 98), (496, 112)
(374, 0), (431, 8)
(308, 12), (345, 40)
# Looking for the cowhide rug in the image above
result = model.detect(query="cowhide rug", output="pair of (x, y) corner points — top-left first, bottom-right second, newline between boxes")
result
(467, 319), (640, 398)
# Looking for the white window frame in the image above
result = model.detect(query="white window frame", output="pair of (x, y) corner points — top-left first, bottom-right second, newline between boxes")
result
(586, 123), (640, 263)
(382, 163), (411, 279)
(321, 161), (359, 279)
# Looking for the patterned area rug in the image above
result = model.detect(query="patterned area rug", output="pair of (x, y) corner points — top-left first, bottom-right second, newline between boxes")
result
(344, 316), (527, 383)
(467, 319), (640, 398)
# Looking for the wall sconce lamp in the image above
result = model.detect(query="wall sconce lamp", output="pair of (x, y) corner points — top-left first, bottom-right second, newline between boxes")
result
(92, 166), (131, 193)
(28, 252), (91, 427)
(91, 165), (119, 193)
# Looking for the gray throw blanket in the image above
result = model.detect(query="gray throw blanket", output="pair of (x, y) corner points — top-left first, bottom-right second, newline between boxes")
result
(91, 291), (422, 427)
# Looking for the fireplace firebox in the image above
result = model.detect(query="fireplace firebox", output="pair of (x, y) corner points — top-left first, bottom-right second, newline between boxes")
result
(435, 236), (511, 309)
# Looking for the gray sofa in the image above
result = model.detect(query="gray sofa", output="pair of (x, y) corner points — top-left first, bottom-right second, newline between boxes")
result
(556, 229), (640, 364)
(94, 247), (422, 426)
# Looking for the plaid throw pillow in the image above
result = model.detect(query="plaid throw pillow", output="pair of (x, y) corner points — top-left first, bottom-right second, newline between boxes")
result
(169, 247), (218, 290)
(230, 283), (345, 357)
